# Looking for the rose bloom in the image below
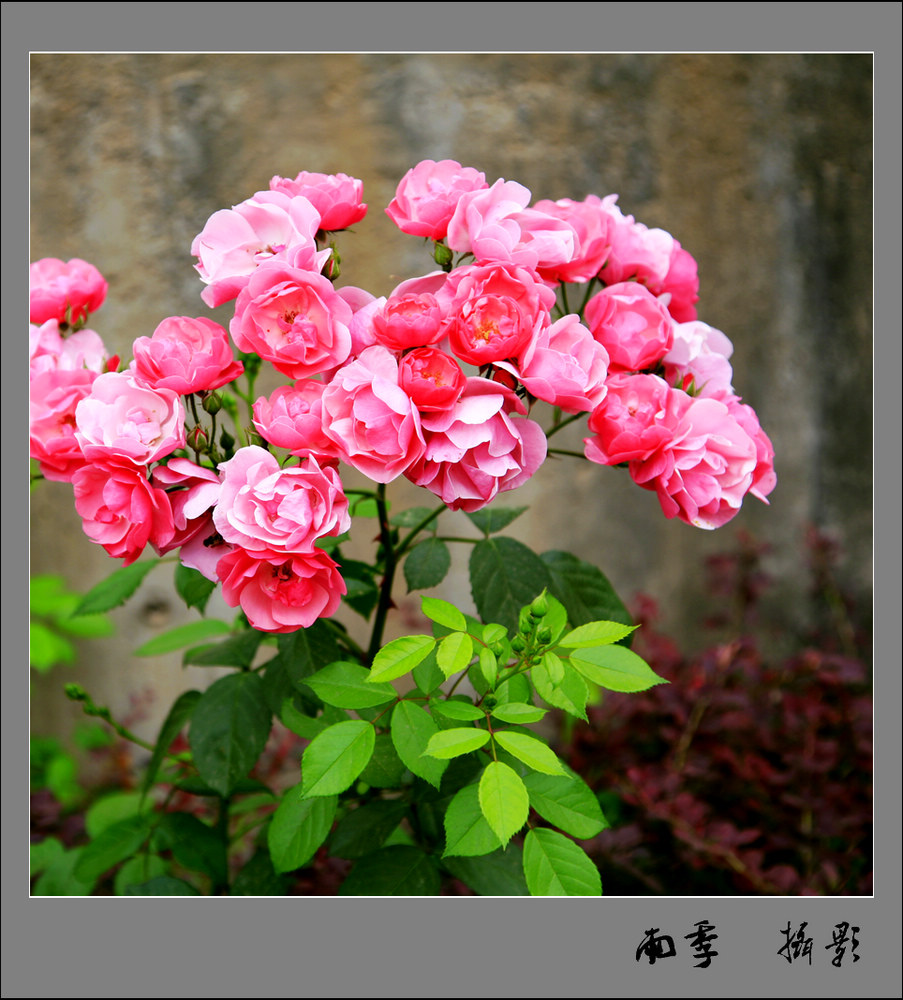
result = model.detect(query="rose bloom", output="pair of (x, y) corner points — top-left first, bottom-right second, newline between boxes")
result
(710, 390), (777, 505)
(532, 195), (613, 284)
(372, 291), (444, 351)
(656, 242), (699, 323)
(230, 257), (353, 380)
(399, 347), (467, 412)
(440, 261), (555, 367)
(597, 195), (674, 289)
(29, 368), (97, 482)
(269, 171), (367, 231)
(30, 321), (108, 380)
(386, 159), (488, 240)
(321, 346), (425, 483)
(214, 445), (350, 555)
(406, 377), (547, 512)
(30, 258), (108, 327)
(252, 381), (337, 460)
(75, 371), (185, 466)
(131, 316), (244, 395)
(584, 281), (674, 373)
(72, 460), (175, 565)
(583, 373), (674, 466)
(662, 320), (735, 397)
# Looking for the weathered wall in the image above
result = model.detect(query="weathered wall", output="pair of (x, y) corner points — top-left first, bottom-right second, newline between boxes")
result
(30, 53), (872, 743)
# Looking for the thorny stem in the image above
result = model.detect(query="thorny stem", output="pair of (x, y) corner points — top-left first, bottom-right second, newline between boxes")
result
(367, 483), (397, 664)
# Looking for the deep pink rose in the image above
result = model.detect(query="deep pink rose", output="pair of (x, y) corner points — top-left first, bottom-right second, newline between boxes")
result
(216, 547), (346, 633)
(30, 321), (108, 379)
(662, 320), (734, 397)
(584, 281), (675, 373)
(386, 159), (488, 240)
(230, 258), (353, 380)
(321, 347), (425, 483)
(75, 372), (185, 466)
(30, 258), (108, 327)
(252, 382), (337, 460)
(131, 316), (244, 395)
(214, 445), (350, 554)
(406, 377), (547, 512)
(532, 195), (613, 284)
(584, 373), (673, 466)
(269, 171), (367, 231)
(399, 348), (466, 412)
(150, 458), (226, 579)
(29, 368), (97, 482)
(72, 460), (175, 565)
(372, 291), (443, 351)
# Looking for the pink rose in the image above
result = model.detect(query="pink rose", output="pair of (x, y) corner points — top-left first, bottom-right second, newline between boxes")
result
(72, 460), (175, 565)
(321, 346), (425, 483)
(217, 547), (346, 633)
(598, 195), (674, 288)
(386, 159), (488, 240)
(214, 445), (350, 554)
(372, 291), (443, 351)
(662, 320), (734, 397)
(131, 316), (244, 395)
(229, 257), (353, 380)
(30, 321), (108, 379)
(406, 377), (547, 512)
(150, 458), (226, 579)
(584, 373), (673, 466)
(532, 195), (613, 284)
(584, 281), (675, 373)
(712, 391), (777, 504)
(657, 242), (699, 323)
(269, 171), (367, 231)
(30, 258), (108, 327)
(75, 371), (185, 466)
(29, 368), (97, 482)
(252, 381), (337, 460)
(399, 348), (466, 412)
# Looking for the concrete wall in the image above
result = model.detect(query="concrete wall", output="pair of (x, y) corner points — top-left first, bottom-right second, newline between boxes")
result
(30, 53), (872, 743)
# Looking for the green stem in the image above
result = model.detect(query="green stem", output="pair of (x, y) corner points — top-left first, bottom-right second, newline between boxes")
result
(545, 411), (585, 440)
(547, 448), (588, 460)
(396, 504), (446, 558)
(367, 483), (397, 664)
(213, 795), (231, 895)
(559, 282), (571, 315)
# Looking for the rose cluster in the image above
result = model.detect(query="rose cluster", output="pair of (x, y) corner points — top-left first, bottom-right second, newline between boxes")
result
(30, 163), (775, 632)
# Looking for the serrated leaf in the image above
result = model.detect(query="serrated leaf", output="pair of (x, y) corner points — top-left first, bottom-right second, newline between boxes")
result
(436, 632), (473, 678)
(134, 619), (232, 657)
(470, 538), (552, 634)
(268, 787), (338, 873)
(74, 815), (151, 883)
(71, 559), (160, 616)
(190, 673), (271, 797)
(493, 672), (533, 707)
(303, 661), (396, 709)
(330, 799), (408, 860)
(523, 770), (609, 840)
(157, 812), (227, 885)
(444, 845), (529, 896)
(558, 620), (638, 649)
(113, 854), (169, 896)
(278, 621), (342, 688)
(430, 699), (485, 723)
(541, 550), (633, 636)
(359, 733), (406, 788)
(141, 689), (200, 797)
(479, 761), (529, 847)
(339, 846), (440, 896)
(465, 506), (528, 536)
(391, 701), (448, 788)
(369, 634), (436, 683)
(493, 731), (565, 776)
(541, 650), (565, 685)
(183, 630), (265, 668)
(174, 563), (216, 614)
(411, 646), (445, 695)
(404, 538), (451, 591)
(478, 646), (498, 688)
(124, 875), (200, 896)
(421, 596), (467, 631)
(523, 828), (601, 896)
(568, 644), (668, 693)
(301, 720), (375, 797)
(391, 505), (437, 528)
(443, 783), (502, 858)
(424, 728), (490, 759)
(491, 703), (547, 725)
(532, 657), (588, 720)
(85, 792), (153, 838)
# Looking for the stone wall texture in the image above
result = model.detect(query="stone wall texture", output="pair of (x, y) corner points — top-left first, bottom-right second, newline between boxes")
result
(30, 53), (873, 743)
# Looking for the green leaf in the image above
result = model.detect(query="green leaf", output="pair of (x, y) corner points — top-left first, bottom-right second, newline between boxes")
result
(30, 575), (75, 616)
(359, 733), (407, 788)
(493, 731), (565, 776)
(278, 621), (342, 688)
(491, 703), (547, 725)
(523, 770), (609, 840)
(478, 761), (529, 847)
(268, 787), (338, 873)
(404, 538), (451, 591)
(430, 699), (485, 723)
(174, 563), (216, 614)
(339, 559), (381, 619)
(113, 854), (169, 896)
(436, 632), (474, 678)
(465, 506), (528, 536)
(541, 650), (565, 685)
(424, 728), (490, 760)
(444, 845), (529, 896)
(477, 646), (498, 688)
(390, 505), (437, 528)
(421, 596), (467, 632)
(85, 792), (152, 838)
(183, 630), (265, 668)
(71, 559), (160, 616)
(230, 849), (290, 896)
(391, 701), (448, 788)
(30, 837), (64, 877)
(443, 782), (502, 858)
(33, 846), (98, 896)
(330, 799), (409, 860)
(558, 620), (638, 649)
(339, 846), (440, 896)
(190, 673), (272, 797)
(411, 646), (445, 695)
(542, 550), (633, 635)
(522, 828), (602, 896)
(568, 644), (668, 693)
(532, 657), (589, 720)
(54, 613), (114, 639)
(303, 661), (396, 709)
(29, 621), (74, 671)
(142, 689), (200, 796)
(369, 634), (436, 683)
(74, 815), (151, 883)
(470, 538), (552, 634)
(134, 619), (232, 657)
(157, 812), (227, 885)
(279, 697), (328, 740)
(124, 875), (200, 896)
(301, 720), (375, 797)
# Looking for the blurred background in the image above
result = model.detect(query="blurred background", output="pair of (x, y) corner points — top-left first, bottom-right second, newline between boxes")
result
(30, 53), (872, 776)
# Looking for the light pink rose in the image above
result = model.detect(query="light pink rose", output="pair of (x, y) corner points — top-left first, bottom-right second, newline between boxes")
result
(29, 368), (97, 482)
(657, 242), (699, 323)
(712, 391), (777, 504)
(584, 281), (675, 373)
(75, 371), (185, 466)
(321, 346), (425, 483)
(399, 348), (466, 412)
(252, 382), (337, 460)
(269, 171), (367, 231)
(216, 547), (346, 633)
(131, 316), (244, 395)
(662, 320), (734, 397)
(72, 460), (175, 565)
(532, 195), (613, 284)
(386, 159), (488, 240)
(229, 257), (353, 380)
(597, 195), (674, 288)
(584, 372), (673, 466)
(30, 321), (108, 379)
(406, 377), (547, 512)
(214, 445), (350, 554)
(150, 458), (226, 579)
(30, 258), (108, 327)
(191, 191), (330, 308)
